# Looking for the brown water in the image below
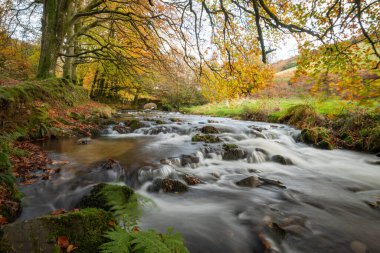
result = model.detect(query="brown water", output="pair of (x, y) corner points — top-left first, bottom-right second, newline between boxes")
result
(18, 111), (380, 253)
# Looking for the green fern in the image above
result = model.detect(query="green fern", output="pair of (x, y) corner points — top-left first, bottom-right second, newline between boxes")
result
(100, 227), (189, 253)
(100, 227), (132, 253)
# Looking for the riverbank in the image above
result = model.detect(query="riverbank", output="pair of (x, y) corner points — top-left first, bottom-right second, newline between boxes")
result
(0, 78), (114, 224)
(183, 98), (380, 153)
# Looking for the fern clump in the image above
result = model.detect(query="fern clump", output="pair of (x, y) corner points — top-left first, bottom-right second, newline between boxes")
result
(100, 227), (189, 253)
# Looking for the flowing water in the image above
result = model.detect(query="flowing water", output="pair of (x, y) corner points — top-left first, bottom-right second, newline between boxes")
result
(18, 111), (380, 253)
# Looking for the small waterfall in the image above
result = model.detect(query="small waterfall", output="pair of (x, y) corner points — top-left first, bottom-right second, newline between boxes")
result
(247, 150), (267, 163)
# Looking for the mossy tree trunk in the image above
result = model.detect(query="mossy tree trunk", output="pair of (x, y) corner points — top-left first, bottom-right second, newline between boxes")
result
(37, 0), (70, 79)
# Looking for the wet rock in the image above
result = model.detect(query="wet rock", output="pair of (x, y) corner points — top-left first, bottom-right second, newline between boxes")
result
(76, 137), (91, 145)
(249, 125), (266, 132)
(0, 208), (115, 253)
(112, 125), (130, 134)
(236, 176), (262, 188)
(182, 174), (201, 185)
(207, 120), (219, 123)
(125, 119), (146, 131)
(181, 154), (200, 166)
(200, 125), (219, 134)
(259, 177), (287, 189)
(376, 152), (380, 157)
(192, 134), (221, 143)
(222, 144), (246, 160)
(271, 155), (293, 165)
(143, 102), (157, 110)
(160, 159), (171, 165)
(148, 178), (189, 193)
(77, 183), (134, 211)
(101, 159), (124, 171)
(350, 241), (367, 253)
(170, 118), (182, 123)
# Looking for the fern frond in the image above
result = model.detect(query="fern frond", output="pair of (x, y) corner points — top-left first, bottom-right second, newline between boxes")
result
(99, 227), (132, 253)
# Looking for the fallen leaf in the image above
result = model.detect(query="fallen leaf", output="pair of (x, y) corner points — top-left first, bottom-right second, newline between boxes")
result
(66, 244), (77, 252)
(57, 236), (69, 249)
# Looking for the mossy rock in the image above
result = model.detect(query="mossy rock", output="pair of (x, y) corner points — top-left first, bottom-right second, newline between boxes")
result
(126, 119), (145, 131)
(300, 127), (333, 150)
(0, 152), (11, 173)
(0, 208), (115, 253)
(222, 143), (238, 151)
(191, 134), (221, 143)
(77, 183), (134, 211)
(200, 126), (219, 134)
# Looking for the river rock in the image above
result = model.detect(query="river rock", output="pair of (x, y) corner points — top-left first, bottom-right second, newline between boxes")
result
(271, 155), (293, 165)
(143, 103), (157, 110)
(192, 134), (221, 143)
(376, 152), (380, 157)
(236, 176), (263, 187)
(200, 126), (219, 134)
(148, 178), (188, 193)
(0, 208), (115, 253)
(181, 154), (200, 166)
(113, 125), (130, 134)
(76, 137), (91, 144)
(222, 144), (246, 160)
(182, 174), (201, 185)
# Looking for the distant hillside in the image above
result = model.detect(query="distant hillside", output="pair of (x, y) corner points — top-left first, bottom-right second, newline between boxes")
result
(272, 56), (297, 72)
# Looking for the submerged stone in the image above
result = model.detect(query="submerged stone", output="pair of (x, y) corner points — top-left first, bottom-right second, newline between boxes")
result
(271, 155), (293, 165)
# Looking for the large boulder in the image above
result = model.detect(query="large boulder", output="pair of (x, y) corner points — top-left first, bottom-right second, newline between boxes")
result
(143, 103), (157, 110)
(0, 208), (115, 253)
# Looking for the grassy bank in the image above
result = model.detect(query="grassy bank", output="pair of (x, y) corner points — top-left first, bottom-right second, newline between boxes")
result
(183, 98), (380, 152)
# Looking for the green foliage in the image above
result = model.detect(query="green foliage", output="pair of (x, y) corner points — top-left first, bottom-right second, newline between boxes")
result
(100, 227), (189, 253)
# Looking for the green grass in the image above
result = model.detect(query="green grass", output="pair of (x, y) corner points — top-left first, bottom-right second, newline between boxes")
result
(183, 98), (379, 120)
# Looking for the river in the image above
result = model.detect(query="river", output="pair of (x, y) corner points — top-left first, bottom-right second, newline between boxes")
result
(18, 111), (380, 253)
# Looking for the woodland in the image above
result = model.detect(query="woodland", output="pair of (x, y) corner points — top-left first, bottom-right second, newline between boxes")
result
(0, 0), (379, 253)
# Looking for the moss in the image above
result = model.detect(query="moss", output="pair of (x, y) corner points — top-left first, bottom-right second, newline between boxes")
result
(191, 134), (221, 143)
(127, 119), (145, 131)
(42, 208), (115, 253)
(77, 183), (134, 211)
(300, 127), (333, 150)
(223, 143), (238, 151)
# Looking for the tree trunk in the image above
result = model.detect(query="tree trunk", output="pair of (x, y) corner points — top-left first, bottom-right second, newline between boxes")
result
(37, 0), (70, 79)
